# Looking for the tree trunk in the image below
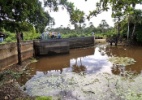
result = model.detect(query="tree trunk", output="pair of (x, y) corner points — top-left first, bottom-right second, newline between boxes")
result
(127, 19), (130, 40)
(115, 18), (120, 46)
(131, 24), (136, 40)
(16, 31), (22, 65)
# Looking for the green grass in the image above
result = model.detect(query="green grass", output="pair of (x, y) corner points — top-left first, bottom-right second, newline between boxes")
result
(35, 96), (52, 100)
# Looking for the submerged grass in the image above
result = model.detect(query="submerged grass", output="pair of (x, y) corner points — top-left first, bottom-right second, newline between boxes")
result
(109, 56), (136, 66)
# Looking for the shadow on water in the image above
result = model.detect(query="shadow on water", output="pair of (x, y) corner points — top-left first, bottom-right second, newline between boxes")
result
(18, 45), (142, 85)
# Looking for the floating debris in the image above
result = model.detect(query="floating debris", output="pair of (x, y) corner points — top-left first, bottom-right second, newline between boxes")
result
(109, 57), (136, 66)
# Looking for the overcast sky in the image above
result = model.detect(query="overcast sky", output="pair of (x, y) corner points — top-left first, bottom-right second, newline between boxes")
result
(41, 0), (142, 29)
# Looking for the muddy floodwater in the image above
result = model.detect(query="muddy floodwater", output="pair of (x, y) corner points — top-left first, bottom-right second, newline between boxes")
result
(19, 44), (142, 100)
(19, 44), (142, 85)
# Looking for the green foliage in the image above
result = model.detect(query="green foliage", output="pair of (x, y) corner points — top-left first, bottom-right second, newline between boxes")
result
(0, 0), (52, 33)
(105, 28), (116, 37)
(62, 33), (79, 38)
(136, 30), (142, 42)
(95, 33), (106, 39)
(98, 19), (109, 33)
(88, 0), (142, 43)
(35, 96), (52, 100)
(23, 31), (40, 40)
(2, 28), (40, 43)
(19, 22), (34, 32)
(0, 70), (21, 86)
(51, 25), (113, 39)
(0, 28), (16, 43)
(4, 31), (16, 42)
(70, 9), (85, 29)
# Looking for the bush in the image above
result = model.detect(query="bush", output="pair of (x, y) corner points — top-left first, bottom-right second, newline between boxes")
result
(1, 27), (40, 43)
(4, 31), (16, 42)
(136, 30), (142, 42)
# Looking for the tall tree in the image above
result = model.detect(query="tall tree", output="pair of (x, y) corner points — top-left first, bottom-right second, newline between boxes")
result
(0, 0), (52, 65)
(87, 0), (142, 44)
(70, 9), (85, 29)
(0, 0), (51, 32)
(131, 9), (142, 39)
(99, 19), (109, 33)
(89, 22), (94, 28)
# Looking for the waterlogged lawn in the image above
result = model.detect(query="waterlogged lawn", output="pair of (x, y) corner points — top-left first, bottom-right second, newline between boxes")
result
(24, 72), (142, 100)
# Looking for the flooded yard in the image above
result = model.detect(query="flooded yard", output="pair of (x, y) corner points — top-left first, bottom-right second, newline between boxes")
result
(19, 44), (142, 100)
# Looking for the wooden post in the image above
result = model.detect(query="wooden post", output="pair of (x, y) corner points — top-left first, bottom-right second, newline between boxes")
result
(16, 31), (22, 65)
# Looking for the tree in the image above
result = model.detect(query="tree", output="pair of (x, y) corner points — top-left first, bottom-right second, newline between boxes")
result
(67, 23), (71, 29)
(0, 0), (52, 65)
(0, 0), (53, 33)
(131, 9), (142, 39)
(79, 17), (85, 28)
(47, 18), (55, 30)
(89, 22), (94, 28)
(87, 0), (142, 44)
(82, 23), (86, 29)
(70, 9), (85, 29)
(99, 19), (109, 33)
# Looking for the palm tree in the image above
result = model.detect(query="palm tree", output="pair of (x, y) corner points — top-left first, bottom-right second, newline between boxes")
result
(60, 25), (63, 29)
(79, 16), (85, 28)
(70, 9), (84, 29)
(49, 18), (54, 30)
(99, 19), (109, 33)
(89, 22), (94, 28)
(67, 23), (71, 29)
(82, 23), (86, 29)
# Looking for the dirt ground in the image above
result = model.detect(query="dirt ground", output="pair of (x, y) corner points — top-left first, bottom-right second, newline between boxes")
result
(0, 59), (34, 100)
(95, 39), (106, 44)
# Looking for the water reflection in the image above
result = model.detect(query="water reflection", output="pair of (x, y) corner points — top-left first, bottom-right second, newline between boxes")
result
(30, 46), (113, 75)
(18, 45), (142, 85)
(72, 58), (86, 74)
(107, 46), (142, 74)
(68, 47), (112, 74)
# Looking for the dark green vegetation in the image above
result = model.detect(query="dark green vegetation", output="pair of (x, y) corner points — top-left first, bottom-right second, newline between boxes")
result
(0, 0), (51, 33)
(0, 0), (142, 44)
(88, 0), (142, 43)
(0, 0), (51, 43)
(50, 20), (111, 39)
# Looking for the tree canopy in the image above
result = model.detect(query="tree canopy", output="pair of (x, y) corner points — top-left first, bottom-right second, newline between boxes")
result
(0, 0), (52, 32)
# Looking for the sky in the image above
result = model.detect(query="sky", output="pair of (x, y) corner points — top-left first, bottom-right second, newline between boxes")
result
(41, 0), (142, 29)
(43, 0), (113, 29)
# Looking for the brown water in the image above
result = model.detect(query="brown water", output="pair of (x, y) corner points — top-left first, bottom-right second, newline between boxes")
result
(18, 45), (142, 85)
